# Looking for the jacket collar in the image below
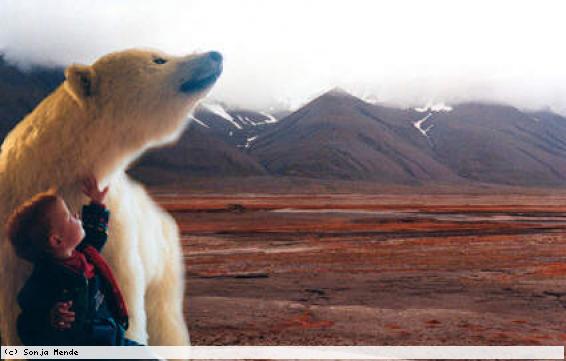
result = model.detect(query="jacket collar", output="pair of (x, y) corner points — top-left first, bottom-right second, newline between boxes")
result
(34, 255), (87, 287)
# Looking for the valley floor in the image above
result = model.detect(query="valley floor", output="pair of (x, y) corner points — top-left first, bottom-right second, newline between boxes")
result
(152, 191), (566, 346)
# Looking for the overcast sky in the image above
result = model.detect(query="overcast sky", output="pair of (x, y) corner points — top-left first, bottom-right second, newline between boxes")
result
(1, 0), (566, 113)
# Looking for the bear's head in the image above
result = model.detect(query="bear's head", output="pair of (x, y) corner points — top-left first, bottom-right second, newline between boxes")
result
(64, 48), (222, 150)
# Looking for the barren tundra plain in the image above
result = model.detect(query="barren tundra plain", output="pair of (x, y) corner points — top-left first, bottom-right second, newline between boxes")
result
(152, 190), (566, 346)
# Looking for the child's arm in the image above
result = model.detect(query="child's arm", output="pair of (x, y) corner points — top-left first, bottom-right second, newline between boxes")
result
(80, 201), (110, 251)
(80, 174), (110, 252)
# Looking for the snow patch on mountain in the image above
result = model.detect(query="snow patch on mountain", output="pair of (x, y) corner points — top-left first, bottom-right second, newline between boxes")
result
(260, 112), (279, 124)
(244, 135), (258, 148)
(413, 113), (434, 138)
(191, 116), (209, 128)
(202, 103), (242, 129)
(415, 103), (453, 113)
(246, 117), (258, 126)
(359, 94), (379, 104)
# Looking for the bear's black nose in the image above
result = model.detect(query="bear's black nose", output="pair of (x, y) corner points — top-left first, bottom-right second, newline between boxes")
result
(208, 51), (223, 63)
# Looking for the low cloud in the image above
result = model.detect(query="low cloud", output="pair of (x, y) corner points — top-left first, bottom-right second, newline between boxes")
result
(2, 0), (565, 114)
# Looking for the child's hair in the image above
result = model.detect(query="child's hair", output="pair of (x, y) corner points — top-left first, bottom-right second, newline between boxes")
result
(5, 189), (60, 262)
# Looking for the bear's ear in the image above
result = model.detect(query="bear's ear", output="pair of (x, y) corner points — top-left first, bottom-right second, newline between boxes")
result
(64, 64), (97, 103)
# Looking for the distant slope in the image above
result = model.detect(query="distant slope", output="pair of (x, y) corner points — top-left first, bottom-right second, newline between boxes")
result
(0, 55), (64, 139)
(128, 123), (267, 184)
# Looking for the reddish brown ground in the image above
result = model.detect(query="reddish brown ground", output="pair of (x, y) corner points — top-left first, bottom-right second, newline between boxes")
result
(152, 192), (566, 346)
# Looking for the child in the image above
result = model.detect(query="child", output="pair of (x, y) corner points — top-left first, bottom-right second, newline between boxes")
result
(6, 175), (139, 346)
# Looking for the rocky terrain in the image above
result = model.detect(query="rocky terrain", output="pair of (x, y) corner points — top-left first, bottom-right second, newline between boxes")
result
(149, 191), (566, 346)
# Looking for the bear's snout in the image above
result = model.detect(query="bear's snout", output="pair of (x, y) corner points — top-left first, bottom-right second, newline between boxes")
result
(208, 51), (223, 63)
(179, 51), (223, 94)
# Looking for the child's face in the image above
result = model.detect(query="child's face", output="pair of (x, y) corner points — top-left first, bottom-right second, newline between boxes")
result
(47, 198), (85, 258)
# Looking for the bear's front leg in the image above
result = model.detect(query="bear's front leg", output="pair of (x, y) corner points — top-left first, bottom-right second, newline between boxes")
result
(145, 264), (190, 345)
(110, 175), (189, 346)
(102, 222), (150, 344)
(144, 213), (190, 346)
(102, 177), (152, 344)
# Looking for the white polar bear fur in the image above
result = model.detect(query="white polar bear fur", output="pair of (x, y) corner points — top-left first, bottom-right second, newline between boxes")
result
(0, 48), (222, 346)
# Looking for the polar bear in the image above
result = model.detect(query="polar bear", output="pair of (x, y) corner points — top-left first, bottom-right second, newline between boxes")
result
(0, 48), (223, 346)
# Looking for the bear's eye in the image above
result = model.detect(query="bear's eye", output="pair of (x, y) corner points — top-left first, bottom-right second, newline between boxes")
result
(153, 57), (167, 65)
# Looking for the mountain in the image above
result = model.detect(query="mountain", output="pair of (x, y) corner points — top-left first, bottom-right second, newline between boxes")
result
(249, 89), (463, 184)
(416, 103), (566, 185)
(1, 57), (565, 188)
(128, 123), (267, 184)
(250, 89), (566, 186)
(129, 103), (285, 182)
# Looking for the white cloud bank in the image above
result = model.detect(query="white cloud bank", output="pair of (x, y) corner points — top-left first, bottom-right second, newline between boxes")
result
(1, 0), (566, 114)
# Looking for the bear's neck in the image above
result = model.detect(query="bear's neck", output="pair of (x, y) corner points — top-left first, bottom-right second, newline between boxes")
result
(0, 87), (146, 198)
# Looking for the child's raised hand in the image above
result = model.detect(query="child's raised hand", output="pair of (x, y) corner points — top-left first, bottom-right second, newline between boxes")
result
(81, 173), (109, 204)
(49, 301), (75, 331)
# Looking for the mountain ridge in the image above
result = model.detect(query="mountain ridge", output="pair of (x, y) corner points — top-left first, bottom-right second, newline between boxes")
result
(0, 58), (564, 187)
